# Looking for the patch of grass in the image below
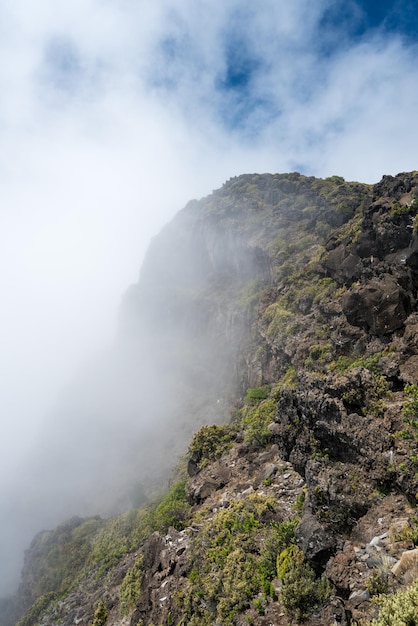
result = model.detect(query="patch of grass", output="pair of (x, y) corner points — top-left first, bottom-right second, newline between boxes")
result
(262, 303), (294, 338)
(245, 386), (270, 403)
(330, 350), (390, 374)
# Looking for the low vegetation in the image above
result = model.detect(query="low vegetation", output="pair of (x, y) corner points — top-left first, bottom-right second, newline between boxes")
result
(277, 545), (331, 621)
(174, 496), (324, 625)
(368, 580), (418, 625)
(119, 556), (144, 616)
(16, 593), (57, 626)
(92, 600), (108, 626)
(15, 477), (191, 623)
(188, 423), (234, 468)
(230, 386), (278, 447)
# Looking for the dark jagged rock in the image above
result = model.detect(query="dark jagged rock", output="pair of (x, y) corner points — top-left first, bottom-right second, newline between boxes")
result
(342, 275), (412, 334)
(296, 508), (339, 567)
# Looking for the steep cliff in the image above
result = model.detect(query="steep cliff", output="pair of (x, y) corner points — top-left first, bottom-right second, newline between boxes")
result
(7, 171), (418, 626)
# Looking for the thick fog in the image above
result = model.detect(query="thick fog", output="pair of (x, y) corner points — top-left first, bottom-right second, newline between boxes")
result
(2, 0), (418, 600)
(0, 207), (242, 596)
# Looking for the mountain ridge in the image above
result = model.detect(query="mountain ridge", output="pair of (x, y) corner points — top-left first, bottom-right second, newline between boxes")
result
(4, 170), (418, 625)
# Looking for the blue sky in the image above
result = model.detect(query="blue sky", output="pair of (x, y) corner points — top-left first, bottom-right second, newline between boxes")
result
(357, 0), (418, 36)
(1, 0), (418, 593)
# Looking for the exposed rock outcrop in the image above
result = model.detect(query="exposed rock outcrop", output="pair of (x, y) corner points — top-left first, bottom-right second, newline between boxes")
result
(8, 171), (418, 626)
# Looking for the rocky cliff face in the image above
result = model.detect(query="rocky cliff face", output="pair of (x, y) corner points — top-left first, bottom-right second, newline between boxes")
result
(7, 171), (418, 626)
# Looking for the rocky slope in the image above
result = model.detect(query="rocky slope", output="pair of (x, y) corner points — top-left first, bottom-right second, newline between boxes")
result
(5, 170), (418, 625)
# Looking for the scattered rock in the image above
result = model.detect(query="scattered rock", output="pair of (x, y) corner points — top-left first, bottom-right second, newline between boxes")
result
(348, 589), (370, 607)
(391, 548), (418, 579)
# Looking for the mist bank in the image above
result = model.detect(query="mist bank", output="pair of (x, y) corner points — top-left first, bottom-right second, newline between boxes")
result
(0, 176), (270, 597)
(0, 171), (376, 601)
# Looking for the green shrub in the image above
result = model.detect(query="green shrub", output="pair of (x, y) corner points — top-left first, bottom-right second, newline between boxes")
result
(333, 214), (362, 246)
(403, 384), (418, 422)
(277, 545), (331, 621)
(308, 343), (332, 364)
(216, 549), (260, 620)
(280, 365), (298, 389)
(390, 201), (409, 216)
(369, 579), (418, 625)
(90, 510), (143, 574)
(245, 386), (270, 403)
(366, 570), (389, 596)
(189, 424), (233, 468)
(252, 597), (265, 615)
(325, 175), (345, 183)
(148, 479), (190, 532)
(367, 374), (389, 416)
(277, 544), (304, 580)
(258, 518), (299, 595)
(273, 367), (298, 393)
(390, 198), (418, 216)
(242, 399), (276, 446)
(92, 600), (108, 626)
(119, 556), (144, 616)
(340, 371), (389, 416)
(293, 490), (306, 515)
(391, 516), (418, 545)
(406, 518), (418, 545)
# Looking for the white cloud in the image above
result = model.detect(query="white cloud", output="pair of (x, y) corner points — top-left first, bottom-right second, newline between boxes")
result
(290, 36), (418, 179)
